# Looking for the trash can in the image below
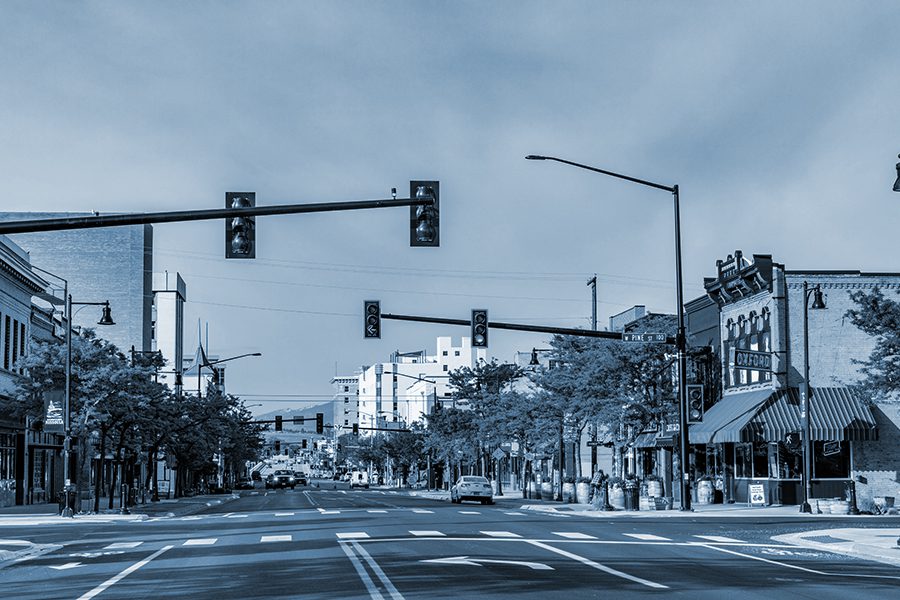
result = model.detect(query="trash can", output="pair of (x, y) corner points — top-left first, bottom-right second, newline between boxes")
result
(624, 479), (640, 511)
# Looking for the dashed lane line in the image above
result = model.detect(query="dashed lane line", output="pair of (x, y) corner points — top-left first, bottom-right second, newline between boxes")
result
(553, 532), (597, 540)
(367, 510), (389, 514)
(623, 533), (671, 541)
(411, 509), (433, 514)
(183, 538), (217, 546)
(693, 535), (745, 543)
(103, 542), (143, 550)
(275, 512), (295, 516)
(459, 511), (481, 515)
(504, 511), (525, 516)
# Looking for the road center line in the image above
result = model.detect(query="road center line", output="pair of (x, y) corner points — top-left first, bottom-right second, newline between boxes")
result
(339, 541), (384, 600)
(526, 540), (668, 589)
(350, 540), (405, 600)
(77, 545), (173, 600)
(303, 491), (319, 506)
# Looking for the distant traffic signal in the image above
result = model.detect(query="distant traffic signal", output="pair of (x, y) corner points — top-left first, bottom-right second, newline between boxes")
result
(686, 384), (704, 424)
(302, 439), (307, 449)
(409, 180), (439, 247)
(352, 423), (359, 436)
(316, 413), (324, 434)
(225, 192), (256, 259)
(364, 301), (381, 339)
(274, 415), (282, 432)
(471, 309), (488, 348)
(274, 440), (281, 453)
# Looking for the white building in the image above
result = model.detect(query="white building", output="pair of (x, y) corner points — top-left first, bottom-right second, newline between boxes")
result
(356, 337), (485, 434)
(332, 374), (359, 431)
(151, 272), (186, 393)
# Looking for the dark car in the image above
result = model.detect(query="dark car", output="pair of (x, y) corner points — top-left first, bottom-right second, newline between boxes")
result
(293, 471), (308, 486)
(250, 471), (261, 481)
(265, 470), (296, 490)
(235, 477), (254, 490)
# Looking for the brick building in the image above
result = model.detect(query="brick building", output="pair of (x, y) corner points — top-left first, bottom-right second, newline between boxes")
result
(686, 251), (898, 509)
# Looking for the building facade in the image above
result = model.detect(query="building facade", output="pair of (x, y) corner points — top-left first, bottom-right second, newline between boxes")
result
(688, 251), (896, 509)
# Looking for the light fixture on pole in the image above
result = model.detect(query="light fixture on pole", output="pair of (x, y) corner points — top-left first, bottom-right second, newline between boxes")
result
(893, 154), (900, 192)
(799, 282), (826, 513)
(197, 351), (263, 397)
(526, 153), (692, 511)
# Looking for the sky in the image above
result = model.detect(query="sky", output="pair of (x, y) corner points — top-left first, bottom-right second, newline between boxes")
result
(3, 2), (899, 416)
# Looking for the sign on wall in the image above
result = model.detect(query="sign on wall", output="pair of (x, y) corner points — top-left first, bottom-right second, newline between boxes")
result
(732, 348), (772, 372)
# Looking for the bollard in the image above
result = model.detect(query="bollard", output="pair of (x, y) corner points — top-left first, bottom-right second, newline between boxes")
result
(120, 484), (130, 515)
(847, 480), (860, 515)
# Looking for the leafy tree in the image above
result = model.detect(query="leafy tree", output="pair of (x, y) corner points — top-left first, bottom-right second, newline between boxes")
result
(846, 286), (900, 401)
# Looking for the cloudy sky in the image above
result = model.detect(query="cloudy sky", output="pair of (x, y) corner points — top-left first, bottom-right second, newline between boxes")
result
(3, 2), (899, 415)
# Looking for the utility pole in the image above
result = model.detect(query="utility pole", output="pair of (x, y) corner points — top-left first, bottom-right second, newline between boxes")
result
(587, 274), (598, 476)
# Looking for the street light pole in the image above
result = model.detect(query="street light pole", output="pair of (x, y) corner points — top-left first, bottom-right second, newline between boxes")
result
(526, 154), (692, 511)
(800, 282), (826, 513)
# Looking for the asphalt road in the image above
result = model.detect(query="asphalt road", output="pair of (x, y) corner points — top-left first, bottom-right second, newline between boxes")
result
(2, 481), (899, 599)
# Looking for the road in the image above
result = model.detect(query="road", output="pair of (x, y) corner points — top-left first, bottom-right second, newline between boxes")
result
(1, 480), (899, 599)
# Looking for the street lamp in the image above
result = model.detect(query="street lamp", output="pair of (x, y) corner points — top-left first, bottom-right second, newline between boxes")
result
(799, 282), (826, 513)
(526, 153), (692, 510)
(893, 154), (900, 192)
(198, 352), (262, 397)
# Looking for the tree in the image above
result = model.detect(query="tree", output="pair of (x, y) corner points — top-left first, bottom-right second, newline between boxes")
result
(846, 286), (900, 401)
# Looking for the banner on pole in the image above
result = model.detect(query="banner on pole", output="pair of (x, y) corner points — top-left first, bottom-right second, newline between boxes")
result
(43, 389), (65, 433)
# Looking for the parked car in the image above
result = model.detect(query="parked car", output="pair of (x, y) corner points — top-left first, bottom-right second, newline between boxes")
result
(451, 476), (494, 505)
(250, 471), (261, 481)
(349, 471), (369, 488)
(235, 477), (254, 490)
(293, 471), (308, 486)
(265, 470), (297, 490)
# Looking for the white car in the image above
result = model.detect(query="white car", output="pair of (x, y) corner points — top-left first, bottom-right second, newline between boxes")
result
(450, 475), (494, 505)
(350, 471), (369, 488)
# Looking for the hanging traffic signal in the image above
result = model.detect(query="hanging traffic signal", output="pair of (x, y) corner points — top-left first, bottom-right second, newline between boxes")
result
(352, 423), (359, 436)
(316, 412), (324, 434)
(275, 415), (282, 432)
(471, 309), (488, 348)
(686, 384), (704, 424)
(225, 192), (256, 258)
(409, 181), (439, 247)
(274, 440), (281, 453)
(302, 439), (307, 449)
(364, 301), (381, 339)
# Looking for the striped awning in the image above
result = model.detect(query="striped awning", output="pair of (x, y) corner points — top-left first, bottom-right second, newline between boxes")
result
(631, 431), (658, 448)
(689, 387), (878, 444)
(748, 387), (878, 442)
(688, 388), (774, 444)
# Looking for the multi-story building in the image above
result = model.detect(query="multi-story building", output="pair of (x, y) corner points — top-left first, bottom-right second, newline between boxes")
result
(356, 337), (485, 434)
(0, 212), (153, 354)
(688, 251), (895, 509)
(332, 374), (359, 432)
(151, 271), (186, 392)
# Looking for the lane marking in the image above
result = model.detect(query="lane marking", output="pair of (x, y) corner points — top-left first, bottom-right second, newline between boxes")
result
(421, 555), (553, 570)
(480, 531), (521, 538)
(693, 535), (744, 543)
(337, 532), (370, 539)
(624, 533), (670, 541)
(179, 516), (202, 521)
(339, 541), (384, 600)
(226, 514), (249, 519)
(77, 545), (173, 600)
(526, 540), (667, 589)
(303, 491), (319, 506)
(350, 540), (405, 600)
(50, 562), (82, 570)
(367, 510), (388, 514)
(220, 512), (233, 518)
(275, 512), (295, 516)
(459, 511), (481, 515)
(553, 532), (597, 540)
(103, 542), (143, 550)
(699, 544), (900, 581)
(504, 511), (525, 516)
(261, 535), (292, 543)
(412, 509), (433, 514)
(183, 538), (217, 546)
(409, 531), (445, 537)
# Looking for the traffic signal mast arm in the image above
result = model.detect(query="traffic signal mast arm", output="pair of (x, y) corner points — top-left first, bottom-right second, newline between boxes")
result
(381, 312), (676, 344)
(0, 196), (435, 235)
(241, 418), (410, 433)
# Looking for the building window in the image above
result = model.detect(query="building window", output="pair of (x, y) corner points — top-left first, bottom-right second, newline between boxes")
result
(813, 442), (850, 478)
(344, 397), (349, 403)
(442, 350), (448, 356)
(724, 311), (772, 389)
(344, 419), (349, 426)
(443, 365), (448, 372)
(11, 318), (18, 370)
(3, 314), (9, 370)
(454, 350), (460, 356)
(344, 386), (349, 392)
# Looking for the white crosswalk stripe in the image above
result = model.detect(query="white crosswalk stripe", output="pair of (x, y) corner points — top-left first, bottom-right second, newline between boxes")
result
(459, 511), (481, 515)
(412, 509), (433, 514)
(553, 532), (597, 540)
(624, 533), (671, 541)
(183, 538), (217, 546)
(693, 535), (745, 543)
(226, 514), (249, 519)
(261, 535), (292, 543)
(409, 530), (445, 537)
(481, 531), (521, 538)
(504, 511), (525, 516)
(336, 532), (369, 539)
(275, 512), (295, 516)
(367, 510), (388, 513)
(103, 541), (143, 549)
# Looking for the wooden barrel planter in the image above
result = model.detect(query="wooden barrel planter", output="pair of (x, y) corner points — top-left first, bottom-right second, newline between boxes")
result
(575, 482), (591, 504)
(646, 479), (663, 498)
(541, 481), (554, 500)
(609, 484), (625, 510)
(696, 479), (714, 505)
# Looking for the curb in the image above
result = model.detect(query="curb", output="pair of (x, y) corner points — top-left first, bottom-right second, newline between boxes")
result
(773, 530), (900, 567)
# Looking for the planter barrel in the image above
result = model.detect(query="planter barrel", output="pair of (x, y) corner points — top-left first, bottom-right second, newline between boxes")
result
(609, 485), (625, 510)
(696, 480), (714, 505)
(562, 482), (575, 503)
(575, 482), (591, 504)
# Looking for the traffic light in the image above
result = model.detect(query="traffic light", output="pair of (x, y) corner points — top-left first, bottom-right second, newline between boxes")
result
(302, 439), (307, 449)
(274, 440), (281, 453)
(316, 413), (324, 434)
(352, 423), (359, 436)
(313, 442), (318, 451)
(686, 384), (704, 424)
(225, 192), (256, 258)
(274, 415), (282, 432)
(364, 300), (381, 339)
(471, 309), (488, 348)
(409, 180), (439, 247)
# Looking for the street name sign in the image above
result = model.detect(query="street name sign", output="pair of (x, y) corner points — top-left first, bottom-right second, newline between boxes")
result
(733, 348), (772, 372)
(622, 332), (667, 343)
(586, 441), (603, 447)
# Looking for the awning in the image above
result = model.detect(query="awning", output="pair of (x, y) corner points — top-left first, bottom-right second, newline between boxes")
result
(631, 431), (658, 448)
(689, 387), (878, 444)
(748, 387), (878, 442)
(688, 388), (774, 444)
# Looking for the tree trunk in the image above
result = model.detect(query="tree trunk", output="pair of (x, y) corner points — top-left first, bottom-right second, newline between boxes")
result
(93, 428), (107, 513)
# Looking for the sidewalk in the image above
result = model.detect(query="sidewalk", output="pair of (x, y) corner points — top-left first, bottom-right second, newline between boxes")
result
(0, 492), (240, 525)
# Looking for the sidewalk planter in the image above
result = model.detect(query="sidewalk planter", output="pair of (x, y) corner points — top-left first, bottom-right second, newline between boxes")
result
(646, 478), (663, 498)
(831, 499), (850, 514)
(562, 482), (575, 503)
(575, 480), (592, 504)
(527, 480), (539, 498)
(623, 479), (639, 511)
(696, 479), (714, 505)
(608, 479), (625, 510)
(540, 480), (554, 501)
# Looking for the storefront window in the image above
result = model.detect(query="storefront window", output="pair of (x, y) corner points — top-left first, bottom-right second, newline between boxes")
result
(813, 441), (850, 478)
(753, 442), (767, 478)
(735, 443), (752, 478)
